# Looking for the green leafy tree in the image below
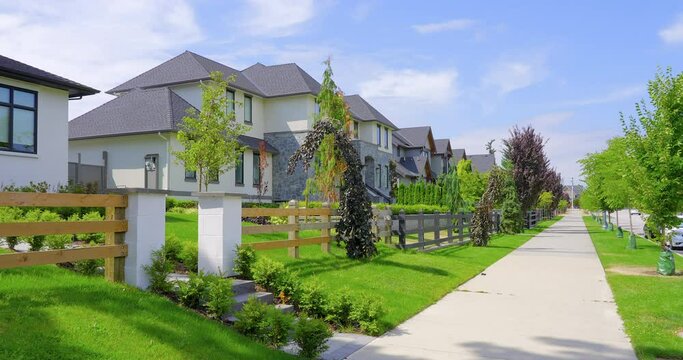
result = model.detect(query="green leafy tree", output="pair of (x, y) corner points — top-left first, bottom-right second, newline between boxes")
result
(457, 160), (488, 211)
(174, 71), (247, 191)
(499, 170), (523, 233)
(537, 191), (553, 210)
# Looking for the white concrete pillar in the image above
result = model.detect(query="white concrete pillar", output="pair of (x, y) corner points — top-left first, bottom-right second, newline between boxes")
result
(122, 189), (166, 289)
(195, 192), (242, 276)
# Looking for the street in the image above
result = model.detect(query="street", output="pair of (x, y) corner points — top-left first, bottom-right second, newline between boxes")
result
(606, 210), (683, 256)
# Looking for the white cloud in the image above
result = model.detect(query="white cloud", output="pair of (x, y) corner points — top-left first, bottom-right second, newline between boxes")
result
(359, 69), (458, 104)
(240, 0), (316, 37)
(482, 59), (547, 94)
(525, 111), (574, 127)
(0, 0), (203, 118)
(412, 19), (477, 34)
(659, 15), (683, 44)
(560, 85), (643, 106)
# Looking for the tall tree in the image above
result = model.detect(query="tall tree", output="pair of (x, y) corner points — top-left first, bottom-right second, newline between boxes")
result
(502, 126), (550, 214)
(471, 167), (506, 246)
(457, 159), (488, 211)
(174, 72), (247, 191)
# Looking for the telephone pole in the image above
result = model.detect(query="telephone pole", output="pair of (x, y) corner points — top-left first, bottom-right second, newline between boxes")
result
(570, 177), (575, 209)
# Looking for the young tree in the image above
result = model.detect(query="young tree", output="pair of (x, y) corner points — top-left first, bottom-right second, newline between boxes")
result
(255, 141), (269, 203)
(439, 169), (463, 213)
(471, 167), (506, 246)
(457, 159), (488, 211)
(537, 191), (553, 210)
(623, 68), (683, 274)
(502, 126), (550, 214)
(499, 169), (523, 234)
(174, 72), (247, 191)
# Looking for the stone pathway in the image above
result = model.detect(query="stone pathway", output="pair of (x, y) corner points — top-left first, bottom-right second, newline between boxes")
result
(349, 210), (636, 360)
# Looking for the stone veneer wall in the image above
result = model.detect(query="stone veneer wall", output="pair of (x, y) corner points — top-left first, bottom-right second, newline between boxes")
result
(352, 139), (393, 202)
(265, 131), (313, 202)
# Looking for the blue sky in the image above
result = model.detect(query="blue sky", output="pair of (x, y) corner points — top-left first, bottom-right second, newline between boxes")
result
(2, 0), (683, 183)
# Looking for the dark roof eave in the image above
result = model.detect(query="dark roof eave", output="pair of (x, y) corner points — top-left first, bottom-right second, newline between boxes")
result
(0, 69), (99, 97)
(108, 82), (316, 99)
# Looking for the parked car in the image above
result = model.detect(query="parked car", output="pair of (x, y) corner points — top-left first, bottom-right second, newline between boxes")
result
(630, 209), (641, 215)
(643, 215), (683, 249)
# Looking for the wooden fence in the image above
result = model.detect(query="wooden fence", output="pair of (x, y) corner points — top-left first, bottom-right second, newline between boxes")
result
(0, 192), (128, 282)
(393, 211), (501, 250)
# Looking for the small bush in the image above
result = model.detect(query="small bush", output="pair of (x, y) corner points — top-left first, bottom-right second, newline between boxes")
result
(0, 207), (23, 250)
(264, 308), (294, 348)
(40, 211), (73, 250)
(252, 257), (285, 291)
(296, 281), (328, 319)
(164, 235), (183, 263)
(74, 258), (103, 276)
(294, 317), (332, 359)
(166, 197), (197, 211)
(180, 242), (198, 273)
(144, 248), (174, 294)
(177, 271), (212, 309)
(234, 297), (270, 342)
(76, 211), (105, 244)
(326, 289), (354, 328)
(273, 268), (300, 303)
(350, 295), (385, 335)
(233, 245), (257, 279)
(205, 277), (235, 319)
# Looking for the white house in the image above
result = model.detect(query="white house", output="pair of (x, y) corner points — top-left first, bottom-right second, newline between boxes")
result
(0, 54), (98, 188)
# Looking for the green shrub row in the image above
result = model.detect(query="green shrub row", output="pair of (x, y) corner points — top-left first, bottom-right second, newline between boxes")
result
(396, 181), (443, 206)
(165, 197), (198, 211)
(1, 182), (104, 219)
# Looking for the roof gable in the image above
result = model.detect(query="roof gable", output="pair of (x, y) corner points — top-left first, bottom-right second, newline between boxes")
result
(344, 94), (397, 129)
(394, 126), (436, 152)
(434, 139), (452, 155)
(469, 153), (497, 173)
(241, 62), (320, 97)
(0, 54), (98, 97)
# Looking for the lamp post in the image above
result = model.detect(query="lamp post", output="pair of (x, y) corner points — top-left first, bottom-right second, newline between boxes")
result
(570, 177), (575, 209)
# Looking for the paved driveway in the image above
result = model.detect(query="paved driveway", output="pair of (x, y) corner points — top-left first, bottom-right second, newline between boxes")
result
(349, 211), (636, 360)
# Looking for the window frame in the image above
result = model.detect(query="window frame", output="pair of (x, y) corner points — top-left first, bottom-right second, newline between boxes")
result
(184, 168), (197, 182)
(244, 95), (253, 125)
(252, 152), (261, 187)
(0, 83), (38, 154)
(235, 151), (245, 186)
(376, 124), (381, 145)
(384, 127), (389, 149)
(385, 165), (390, 189)
(226, 89), (235, 114)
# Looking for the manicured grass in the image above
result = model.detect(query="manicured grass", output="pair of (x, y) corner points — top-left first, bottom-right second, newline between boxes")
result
(167, 213), (562, 333)
(583, 216), (683, 360)
(0, 253), (294, 360)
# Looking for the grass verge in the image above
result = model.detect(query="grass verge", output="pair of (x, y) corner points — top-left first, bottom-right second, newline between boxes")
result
(168, 213), (562, 333)
(583, 216), (683, 360)
(0, 251), (294, 360)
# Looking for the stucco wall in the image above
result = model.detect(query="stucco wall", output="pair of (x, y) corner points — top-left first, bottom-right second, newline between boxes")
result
(0, 76), (70, 188)
(263, 95), (315, 133)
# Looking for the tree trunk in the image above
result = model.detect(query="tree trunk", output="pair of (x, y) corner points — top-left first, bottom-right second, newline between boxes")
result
(616, 210), (619, 228)
(628, 207), (634, 233)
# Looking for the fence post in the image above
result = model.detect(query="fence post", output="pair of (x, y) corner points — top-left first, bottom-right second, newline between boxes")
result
(105, 204), (126, 283)
(418, 211), (425, 250)
(371, 205), (379, 238)
(195, 192), (242, 276)
(434, 212), (441, 247)
(458, 211), (465, 242)
(384, 207), (392, 244)
(116, 189), (166, 289)
(321, 202), (330, 253)
(288, 200), (300, 258)
(447, 212), (453, 243)
(398, 210), (406, 249)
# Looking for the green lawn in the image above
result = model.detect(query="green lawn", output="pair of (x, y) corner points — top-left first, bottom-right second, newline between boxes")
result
(0, 252), (294, 360)
(168, 212), (562, 333)
(583, 216), (683, 360)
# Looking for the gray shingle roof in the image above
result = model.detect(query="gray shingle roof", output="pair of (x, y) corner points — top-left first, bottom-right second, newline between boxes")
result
(69, 87), (278, 153)
(392, 132), (412, 148)
(344, 94), (397, 129)
(469, 154), (496, 173)
(394, 160), (419, 178)
(242, 63), (320, 97)
(107, 51), (264, 96)
(434, 139), (452, 155)
(394, 126), (435, 152)
(452, 148), (466, 161)
(0, 54), (98, 97)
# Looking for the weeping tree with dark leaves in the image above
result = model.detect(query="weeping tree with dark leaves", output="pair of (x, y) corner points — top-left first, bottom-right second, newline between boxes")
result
(502, 126), (550, 214)
(470, 167), (506, 246)
(544, 168), (564, 211)
(288, 120), (377, 259)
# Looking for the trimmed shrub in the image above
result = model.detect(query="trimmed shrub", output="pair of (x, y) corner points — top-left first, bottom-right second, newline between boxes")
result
(296, 281), (328, 319)
(40, 211), (73, 250)
(144, 248), (174, 294)
(294, 317), (332, 359)
(325, 289), (354, 328)
(180, 242), (198, 273)
(0, 207), (23, 250)
(264, 308), (294, 348)
(273, 268), (300, 303)
(177, 271), (213, 309)
(165, 197), (197, 211)
(234, 297), (270, 342)
(252, 257), (285, 291)
(390, 204), (448, 215)
(233, 245), (257, 279)
(206, 277), (235, 319)
(75, 211), (106, 244)
(22, 209), (45, 251)
(350, 295), (385, 336)
(163, 235), (183, 263)
(74, 259), (103, 276)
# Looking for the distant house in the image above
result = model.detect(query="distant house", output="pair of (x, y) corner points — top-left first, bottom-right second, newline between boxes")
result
(468, 153), (497, 173)
(432, 139), (453, 176)
(563, 184), (583, 203)
(345, 94), (397, 202)
(452, 148), (467, 167)
(392, 126), (436, 184)
(0, 54), (98, 187)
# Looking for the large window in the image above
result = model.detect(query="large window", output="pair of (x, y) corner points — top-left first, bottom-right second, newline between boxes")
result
(384, 128), (389, 149)
(376, 124), (381, 145)
(184, 168), (196, 181)
(244, 95), (252, 124)
(235, 152), (244, 185)
(208, 168), (219, 184)
(226, 89), (235, 113)
(0, 84), (37, 153)
(376, 165), (381, 188)
(385, 165), (390, 189)
(353, 121), (359, 139)
(253, 152), (261, 186)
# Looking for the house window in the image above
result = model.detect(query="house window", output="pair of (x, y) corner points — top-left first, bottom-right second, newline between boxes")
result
(384, 128), (389, 149)
(244, 95), (252, 124)
(0, 84), (37, 154)
(353, 121), (359, 139)
(253, 152), (261, 186)
(376, 165), (381, 188)
(235, 152), (244, 185)
(226, 89), (235, 113)
(376, 124), (381, 145)
(184, 168), (196, 181)
(385, 165), (390, 189)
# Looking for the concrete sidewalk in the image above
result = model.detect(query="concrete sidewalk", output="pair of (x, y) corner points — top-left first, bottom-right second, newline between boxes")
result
(349, 211), (636, 360)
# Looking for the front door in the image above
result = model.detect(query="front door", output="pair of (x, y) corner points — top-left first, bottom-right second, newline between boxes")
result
(144, 154), (159, 189)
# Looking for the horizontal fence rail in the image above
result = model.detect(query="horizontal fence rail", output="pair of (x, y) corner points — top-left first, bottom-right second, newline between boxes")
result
(0, 192), (128, 282)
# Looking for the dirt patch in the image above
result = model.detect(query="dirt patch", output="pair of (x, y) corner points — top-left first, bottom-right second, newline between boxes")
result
(606, 266), (682, 277)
